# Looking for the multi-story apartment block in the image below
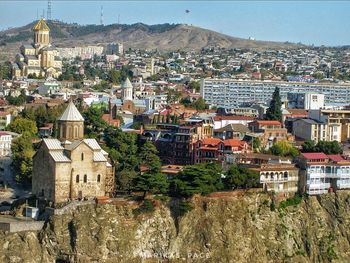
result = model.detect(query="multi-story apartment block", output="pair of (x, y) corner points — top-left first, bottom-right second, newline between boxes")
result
(142, 118), (214, 165)
(292, 118), (339, 142)
(287, 92), (325, 110)
(298, 153), (350, 195)
(200, 79), (350, 108)
(248, 120), (294, 148)
(309, 108), (350, 142)
(106, 42), (123, 55)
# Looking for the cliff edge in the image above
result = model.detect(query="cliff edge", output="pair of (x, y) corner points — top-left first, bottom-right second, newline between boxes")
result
(1, 191), (350, 263)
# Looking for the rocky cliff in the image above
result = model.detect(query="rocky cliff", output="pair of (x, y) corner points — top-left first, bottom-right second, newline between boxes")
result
(1, 191), (350, 263)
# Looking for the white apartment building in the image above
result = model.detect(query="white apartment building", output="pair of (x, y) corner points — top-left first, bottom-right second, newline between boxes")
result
(299, 153), (350, 195)
(57, 46), (104, 60)
(0, 132), (18, 156)
(200, 79), (350, 108)
(287, 92), (325, 110)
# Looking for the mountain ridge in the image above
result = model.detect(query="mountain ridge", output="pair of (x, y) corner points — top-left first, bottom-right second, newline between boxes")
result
(0, 20), (302, 61)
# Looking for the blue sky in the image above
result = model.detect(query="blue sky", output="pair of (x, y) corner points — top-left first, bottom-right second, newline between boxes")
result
(0, 1), (349, 46)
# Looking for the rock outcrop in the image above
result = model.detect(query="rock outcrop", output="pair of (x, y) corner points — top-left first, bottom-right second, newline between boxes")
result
(1, 191), (350, 263)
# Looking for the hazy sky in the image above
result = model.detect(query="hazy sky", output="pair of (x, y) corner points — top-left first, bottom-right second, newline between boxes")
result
(0, 1), (349, 46)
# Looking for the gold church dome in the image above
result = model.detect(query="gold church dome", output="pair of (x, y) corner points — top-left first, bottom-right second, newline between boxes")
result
(33, 19), (50, 32)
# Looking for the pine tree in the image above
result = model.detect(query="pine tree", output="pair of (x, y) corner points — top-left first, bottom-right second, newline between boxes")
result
(265, 87), (282, 121)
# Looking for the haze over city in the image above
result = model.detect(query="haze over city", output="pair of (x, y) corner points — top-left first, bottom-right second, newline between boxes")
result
(1, 1), (350, 46)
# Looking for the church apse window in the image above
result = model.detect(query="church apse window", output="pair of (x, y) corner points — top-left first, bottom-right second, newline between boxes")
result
(97, 174), (101, 183)
(84, 174), (87, 183)
(81, 153), (84, 161)
(76, 174), (79, 183)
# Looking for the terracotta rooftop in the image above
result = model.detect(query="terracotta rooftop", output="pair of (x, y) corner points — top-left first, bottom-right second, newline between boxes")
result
(327, 155), (345, 163)
(201, 137), (222, 146)
(255, 120), (281, 125)
(301, 152), (328, 160)
(213, 115), (255, 121)
(224, 139), (246, 147)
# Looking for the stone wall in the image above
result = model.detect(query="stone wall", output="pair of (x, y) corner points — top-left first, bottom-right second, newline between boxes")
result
(0, 220), (44, 233)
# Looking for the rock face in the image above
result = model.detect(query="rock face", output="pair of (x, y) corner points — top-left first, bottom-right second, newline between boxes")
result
(1, 191), (350, 263)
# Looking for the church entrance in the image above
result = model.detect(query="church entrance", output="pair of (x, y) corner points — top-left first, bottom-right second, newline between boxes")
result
(78, 191), (82, 200)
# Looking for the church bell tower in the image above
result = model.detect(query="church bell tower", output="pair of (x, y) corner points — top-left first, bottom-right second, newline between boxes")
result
(57, 101), (85, 141)
(33, 19), (50, 49)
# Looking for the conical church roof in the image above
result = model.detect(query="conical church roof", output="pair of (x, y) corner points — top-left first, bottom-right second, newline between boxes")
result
(58, 101), (84, 122)
(121, 78), (133, 89)
(33, 19), (50, 32)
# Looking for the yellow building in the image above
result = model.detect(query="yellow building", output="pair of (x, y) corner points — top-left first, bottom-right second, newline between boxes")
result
(12, 19), (62, 79)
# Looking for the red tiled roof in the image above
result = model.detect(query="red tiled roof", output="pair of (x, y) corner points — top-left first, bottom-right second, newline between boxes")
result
(0, 112), (10, 117)
(256, 120), (281, 125)
(224, 139), (246, 147)
(201, 138), (222, 146)
(213, 116), (255, 121)
(302, 152), (328, 160)
(286, 109), (308, 116)
(0, 131), (10, 136)
(327, 155), (345, 162)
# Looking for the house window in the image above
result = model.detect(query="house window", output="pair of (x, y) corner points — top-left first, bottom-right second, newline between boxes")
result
(76, 174), (79, 183)
(97, 174), (101, 183)
(84, 174), (87, 183)
(81, 153), (84, 161)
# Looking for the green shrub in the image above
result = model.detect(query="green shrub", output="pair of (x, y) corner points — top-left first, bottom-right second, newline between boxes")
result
(132, 199), (155, 216)
(178, 200), (193, 217)
(279, 195), (302, 209)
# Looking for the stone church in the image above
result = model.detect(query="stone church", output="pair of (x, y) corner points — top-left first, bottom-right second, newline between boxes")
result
(12, 19), (62, 78)
(32, 101), (114, 204)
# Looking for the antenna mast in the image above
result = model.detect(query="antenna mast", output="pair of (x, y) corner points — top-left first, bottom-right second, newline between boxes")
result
(47, 0), (52, 20)
(100, 6), (104, 25)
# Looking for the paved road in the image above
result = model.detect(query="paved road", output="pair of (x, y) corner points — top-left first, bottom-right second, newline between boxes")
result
(0, 157), (31, 204)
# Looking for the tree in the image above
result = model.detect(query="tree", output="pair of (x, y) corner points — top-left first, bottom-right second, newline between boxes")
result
(138, 141), (161, 174)
(104, 126), (139, 172)
(6, 90), (26, 106)
(265, 87), (282, 121)
(224, 165), (259, 189)
(117, 169), (137, 193)
(252, 137), (261, 152)
(135, 172), (169, 198)
(191, 98), (206, 110)
(171, 163), (223, 197)
(83, 107), (108, 138)
(108, 69), (121, 84)
(7, 117), (38, 136)
(269, 140), (299, 158)
(11, 132), (35, 184)
(188, 81), (200, 92)
(167, 89), (182, 104)
(301, 140), (316, 152)
(302, 140), (343, 155)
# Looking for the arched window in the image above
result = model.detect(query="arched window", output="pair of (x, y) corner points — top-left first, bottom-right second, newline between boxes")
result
(97, 174), (101, 183)
(81, 153), (84, 161)
(76, 174), (79, 183)
(84, 174), (87, 183)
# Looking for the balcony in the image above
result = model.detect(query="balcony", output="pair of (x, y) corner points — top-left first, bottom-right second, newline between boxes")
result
(307, 189), (329, 195)
(307, 183), (331, 189)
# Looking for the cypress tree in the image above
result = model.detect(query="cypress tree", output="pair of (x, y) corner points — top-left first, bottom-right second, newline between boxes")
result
(265, 87), (282, 121)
